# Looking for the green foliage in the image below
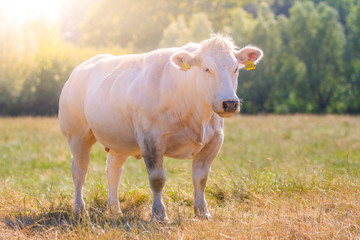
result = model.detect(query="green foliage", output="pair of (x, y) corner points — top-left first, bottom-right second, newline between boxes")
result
(193, 0), (246, 31)
(17, 35), (74, 115)
(159, 16), (191, 48)
(237, 3), (282, 113)
(287, 2), (346, 112)
(310, 0), (355, 26)
(0, 18), (131, 116)
(188, 13), (213, 42)
(236, 1), (348, 113)
(229, 8), (256, 46)
(0, 22), (30, 114)
(159, 13), (212, 47)
(345, 3), (360, 113)
(81, 0), (178, 50)
(80, 0), (245, 50)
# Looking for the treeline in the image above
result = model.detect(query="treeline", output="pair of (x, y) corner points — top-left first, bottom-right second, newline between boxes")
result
(0, 0), (359, 115)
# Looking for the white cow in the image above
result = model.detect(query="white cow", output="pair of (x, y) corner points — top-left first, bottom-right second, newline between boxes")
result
(58, 34), (263, 221)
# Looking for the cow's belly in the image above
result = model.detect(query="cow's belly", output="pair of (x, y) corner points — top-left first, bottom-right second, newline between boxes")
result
(85, 110), (141, 156)
(91, 127), (141, 156)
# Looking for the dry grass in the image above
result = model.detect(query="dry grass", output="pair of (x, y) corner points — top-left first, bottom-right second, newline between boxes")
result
(1, 115), (360, 239)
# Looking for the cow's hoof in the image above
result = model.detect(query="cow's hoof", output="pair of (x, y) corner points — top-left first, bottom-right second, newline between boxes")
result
(108, 209), (123, 217)
(107, 204), (123, 216)
(195, 212), (211, 220)
(73, 209), (88, 220)
(73, 202), (88, 219)
(152, 215), (169, 223)
(203, 213), (212, 220)
(112, 210), (123, 216)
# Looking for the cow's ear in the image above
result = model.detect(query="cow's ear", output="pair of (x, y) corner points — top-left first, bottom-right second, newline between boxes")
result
(170, 50), (198, 71)
(235, 46), (263, 65)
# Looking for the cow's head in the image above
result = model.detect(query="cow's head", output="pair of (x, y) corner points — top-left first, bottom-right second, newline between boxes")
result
(170, 35), (263, 118)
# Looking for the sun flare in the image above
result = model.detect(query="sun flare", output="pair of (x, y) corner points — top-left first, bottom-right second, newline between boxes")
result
(1, 0), (65, 23)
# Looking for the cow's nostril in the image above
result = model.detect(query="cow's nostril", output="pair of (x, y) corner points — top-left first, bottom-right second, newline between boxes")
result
(223, 102), (228, 110)
(234, 102), (238, 110)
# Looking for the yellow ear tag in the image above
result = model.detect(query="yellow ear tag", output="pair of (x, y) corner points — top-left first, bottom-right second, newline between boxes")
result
(244, 59), (256, 71)
(181, 62), (190, 71)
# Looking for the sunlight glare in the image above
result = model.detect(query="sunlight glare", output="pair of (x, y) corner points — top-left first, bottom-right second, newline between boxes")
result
(1, 0), (65, 23)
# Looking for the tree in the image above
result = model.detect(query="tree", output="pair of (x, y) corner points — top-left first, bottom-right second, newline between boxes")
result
(310, 0), (355, 28)
(188, 13), (213, 42)
(79, 0), (249, 51)
(270, 15), (307, 113)
(344, 2), (360, 112)
(286, 2), (346, 113)
(15, 19), (92, 115)
(235, 3), (286, 113)
(80, 0), (198, 51)
(0, 18), (29, 115)
(270, 0), (296, 16)
(230, 8), (256, 47)
(159, 16), (191, 48)
(194, 0), (246, 31)
(159, 13), (212, 48)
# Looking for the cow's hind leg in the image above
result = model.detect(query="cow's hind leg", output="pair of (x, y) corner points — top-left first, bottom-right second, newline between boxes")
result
(192, 132), (223, 219)
(68, 128), (96, 216)
(106, 151), (128, 214)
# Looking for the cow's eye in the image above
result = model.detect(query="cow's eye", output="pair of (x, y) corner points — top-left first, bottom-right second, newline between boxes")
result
(204, 67), (211, 74)
(234, 66), (238, 73)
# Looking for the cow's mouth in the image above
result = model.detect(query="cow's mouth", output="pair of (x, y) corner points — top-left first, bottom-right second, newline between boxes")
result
(216, 112), (235, 118)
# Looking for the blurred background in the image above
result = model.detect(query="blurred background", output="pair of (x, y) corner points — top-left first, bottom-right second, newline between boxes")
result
(0, 0), (359, 115)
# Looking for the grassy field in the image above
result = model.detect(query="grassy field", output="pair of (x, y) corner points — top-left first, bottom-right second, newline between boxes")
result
(0, 115), (360, 239)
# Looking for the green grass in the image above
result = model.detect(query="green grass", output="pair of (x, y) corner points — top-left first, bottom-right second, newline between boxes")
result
(1, 115), (360, 239)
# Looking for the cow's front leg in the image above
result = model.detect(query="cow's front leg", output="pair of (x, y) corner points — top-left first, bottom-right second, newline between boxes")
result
(192, 133), (223, 219)
(106, 151), (128, 214)
(141, 138), (167, 222)
(192, 160), (212, 219)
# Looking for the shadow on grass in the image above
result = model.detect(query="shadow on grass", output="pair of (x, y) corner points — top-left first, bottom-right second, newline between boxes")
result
(3, 202), (182, 235)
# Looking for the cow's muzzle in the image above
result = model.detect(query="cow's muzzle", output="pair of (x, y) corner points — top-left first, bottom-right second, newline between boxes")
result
(222, 100), (239, 113)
